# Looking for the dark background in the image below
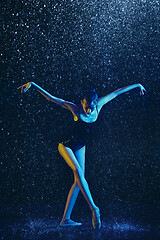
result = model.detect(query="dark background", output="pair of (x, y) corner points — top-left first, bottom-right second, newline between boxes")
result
(1, 0), (159, 227)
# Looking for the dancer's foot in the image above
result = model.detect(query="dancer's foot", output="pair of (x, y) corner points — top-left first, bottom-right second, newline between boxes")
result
(60, 218), (82, 226)
(92, 207), (101, 229)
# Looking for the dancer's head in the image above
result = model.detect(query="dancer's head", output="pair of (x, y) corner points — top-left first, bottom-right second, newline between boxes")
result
(81, 86), (98, 114)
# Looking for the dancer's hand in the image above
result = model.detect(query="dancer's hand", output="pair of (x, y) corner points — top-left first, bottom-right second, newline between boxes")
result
(139, 84), (147, 95)
(17, 82), (32, 94)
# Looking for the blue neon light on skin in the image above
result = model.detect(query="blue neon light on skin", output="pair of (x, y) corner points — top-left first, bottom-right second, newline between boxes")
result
(18, 82), (146, 229)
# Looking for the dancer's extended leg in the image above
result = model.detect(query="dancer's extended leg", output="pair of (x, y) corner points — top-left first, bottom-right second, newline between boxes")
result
(60, 146), (85, 222)
(58, 143), (101, 229)
(58, 143), (96, 210)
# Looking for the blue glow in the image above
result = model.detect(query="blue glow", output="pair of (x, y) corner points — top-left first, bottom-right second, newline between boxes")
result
(112, 222), (150, 231)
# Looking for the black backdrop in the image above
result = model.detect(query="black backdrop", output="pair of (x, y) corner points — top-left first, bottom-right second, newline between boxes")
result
(1, 0), (159, 222)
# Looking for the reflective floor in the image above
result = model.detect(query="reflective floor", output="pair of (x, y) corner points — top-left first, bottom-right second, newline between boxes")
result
(0, 204), (159, 240)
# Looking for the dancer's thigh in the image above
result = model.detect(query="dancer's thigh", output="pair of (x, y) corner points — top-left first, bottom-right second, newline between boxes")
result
(74, 146), (86, 175)
(58, 143), (82, 173)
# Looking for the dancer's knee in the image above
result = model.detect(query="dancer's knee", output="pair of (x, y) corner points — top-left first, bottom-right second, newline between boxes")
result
(73, 181), (80, 191)
(74, 167), (84, 180)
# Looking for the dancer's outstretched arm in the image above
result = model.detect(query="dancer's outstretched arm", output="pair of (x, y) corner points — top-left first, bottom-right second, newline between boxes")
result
(97, 83), (146, 111)
(17, 82), (78, 116)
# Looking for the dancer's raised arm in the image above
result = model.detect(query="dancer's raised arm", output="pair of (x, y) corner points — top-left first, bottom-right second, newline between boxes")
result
(97, 83), (146, 111)
(17, 82), (78, 114)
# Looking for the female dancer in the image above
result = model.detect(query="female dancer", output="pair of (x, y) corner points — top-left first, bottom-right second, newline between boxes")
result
(18, 82), (146, 229)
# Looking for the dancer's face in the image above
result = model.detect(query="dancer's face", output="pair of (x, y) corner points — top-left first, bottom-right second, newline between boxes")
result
(81, 99), (97, 115)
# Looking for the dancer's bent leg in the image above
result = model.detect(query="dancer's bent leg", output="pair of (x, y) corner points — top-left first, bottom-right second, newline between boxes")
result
(58, 144), (96, 210)
(60, 146), (85, 222)
(58, 143), (101, 229)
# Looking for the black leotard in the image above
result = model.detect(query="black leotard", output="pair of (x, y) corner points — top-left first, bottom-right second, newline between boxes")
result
(60, 118), (90, 152)
(59, 107), (98, 152)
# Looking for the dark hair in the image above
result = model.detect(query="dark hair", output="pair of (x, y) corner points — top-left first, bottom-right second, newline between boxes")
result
(82, 86), (98, 104)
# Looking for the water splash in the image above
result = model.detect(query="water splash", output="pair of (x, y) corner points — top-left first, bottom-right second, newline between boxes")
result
(10, 218), (151, 240)
(11, 218), (60, 239)
(112, 222), (150, 231)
